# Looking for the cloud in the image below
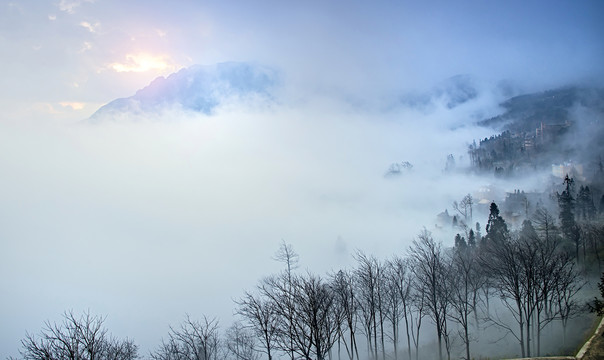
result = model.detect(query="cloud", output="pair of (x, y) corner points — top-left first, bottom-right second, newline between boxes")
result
(79, 21), (99, 33)
(59, 101), (86, 110)
(32, 102), (61, 114)
(58, 0), (94, 14)
(79, 41), (92, 53)
(0, 89), (508, 356)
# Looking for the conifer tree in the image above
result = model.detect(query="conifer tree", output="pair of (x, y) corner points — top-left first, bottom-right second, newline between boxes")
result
(558, 175), (579, 259)
(475, 222), (482, 243)
(468, 229), (476, 248)
(577, 185), (596, 220)
(484, 202), (508, 244)
(589, 272), (604, 316)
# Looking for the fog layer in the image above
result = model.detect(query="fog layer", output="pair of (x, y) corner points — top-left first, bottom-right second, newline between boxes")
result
(0, 92), (507, 356)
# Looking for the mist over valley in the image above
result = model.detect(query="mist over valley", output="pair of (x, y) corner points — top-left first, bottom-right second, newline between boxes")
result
(1, 1), (604, 359)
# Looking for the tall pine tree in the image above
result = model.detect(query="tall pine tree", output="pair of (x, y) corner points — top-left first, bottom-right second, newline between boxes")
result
(577, 185), (596, 220)
(558, 175), (579, 259)
(484, 202), (509, 244)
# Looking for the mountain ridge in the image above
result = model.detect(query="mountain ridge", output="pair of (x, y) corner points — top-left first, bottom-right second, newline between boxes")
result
(477, 86), (604, 132)
(89, 62), (279, 121)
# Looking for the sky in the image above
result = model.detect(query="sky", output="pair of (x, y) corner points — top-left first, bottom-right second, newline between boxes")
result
(1, 0), (603, 358)
(1, 0), (602, 122)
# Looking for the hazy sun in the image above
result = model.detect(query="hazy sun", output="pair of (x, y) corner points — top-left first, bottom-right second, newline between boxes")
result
(109, 53), (176, 73)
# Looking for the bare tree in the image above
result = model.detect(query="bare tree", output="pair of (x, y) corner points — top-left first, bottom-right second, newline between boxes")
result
(354, 251), (381, 360)
(261, 271), (341, 360)
(260, 271), (341, 360)
(447, 243), (482, 360)
(409, 284), (426, 360)
(105, 337), (138, 360)
(273, 240), (299, 278)
(382, 273), (401, 360)
(375, 261), (387, 360)
(480, 231), (527, 358)
(552, 254), (584, 348)
(532, 205), (559, 243)
(387, 256), (414, 360)
(293, 273), (341, 360)
(225, 322), (259, 360)
(517, 218), (583, 356)
(330, 269), (360, 360)
(19, 310), (137, 360)
(151, 315), (221, 360)
(516, 221), (542, 358)
(259, 273), (309, 359)
(272, 240), (299, 360)
(408, 229), (450, 360)
(234, 292), (279, 360)
(453, 194), (474, 224)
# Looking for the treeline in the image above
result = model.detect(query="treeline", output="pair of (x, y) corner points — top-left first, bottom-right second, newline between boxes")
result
(225, 202), (590, 360)
(15, 177), (604, 360)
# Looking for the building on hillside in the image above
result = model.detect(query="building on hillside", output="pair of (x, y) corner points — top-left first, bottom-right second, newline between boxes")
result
(552, 162), (585, 181)
(501, 190), (542, 227)
(436, 209), (453, 229)
(535, 121), (570, 145)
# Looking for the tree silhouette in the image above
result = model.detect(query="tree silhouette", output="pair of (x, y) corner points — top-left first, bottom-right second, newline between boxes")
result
(589, 273), (604, 316)
(20, 311), (137, 360)
(484, 202), (508, 244)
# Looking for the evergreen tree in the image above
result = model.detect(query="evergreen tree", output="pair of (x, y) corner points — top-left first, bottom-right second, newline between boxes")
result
(577, 185), (586, 220)
(589, 272), (604, 316)
(519, 219), (538, 241)
(558, 175), (579, 259)
(468, 229), (476, 248)
(577, 186), (596, 220)
(445, 154), (456, 172)
(475, 222), (482, 242)
(484, 202), (509, 244)
(454, 233), (467, 249)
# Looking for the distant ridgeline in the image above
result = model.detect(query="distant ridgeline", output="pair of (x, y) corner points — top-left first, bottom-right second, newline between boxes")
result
(468, 86), (604, 178)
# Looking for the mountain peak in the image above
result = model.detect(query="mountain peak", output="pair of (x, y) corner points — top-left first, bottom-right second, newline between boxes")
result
(90, 62), (279, 121)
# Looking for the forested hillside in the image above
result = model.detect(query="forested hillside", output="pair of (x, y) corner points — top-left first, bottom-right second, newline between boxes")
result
(469, 87), (604, 178)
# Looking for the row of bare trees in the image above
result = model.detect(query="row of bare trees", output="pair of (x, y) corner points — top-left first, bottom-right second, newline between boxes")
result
(480, 217), (583, 358)
(233, 205), (586, 360)
(18, 311), (138, 360)
(17, 204), (591, 360)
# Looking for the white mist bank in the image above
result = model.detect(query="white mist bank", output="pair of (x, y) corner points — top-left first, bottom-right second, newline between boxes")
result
(0, 96), (513, 357)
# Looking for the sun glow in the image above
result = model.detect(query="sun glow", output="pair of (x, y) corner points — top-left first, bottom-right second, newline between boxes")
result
(109, 53), (177, 73)
(59, 101), (86, 110)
